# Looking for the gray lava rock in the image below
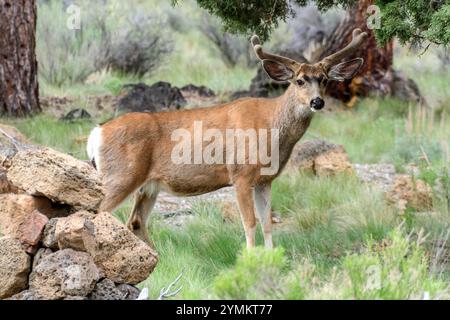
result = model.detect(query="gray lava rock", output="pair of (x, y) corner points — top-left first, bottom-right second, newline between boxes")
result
(29, 249), (100, 300)
(116, 82), (187, 116)
(60, 108), (92, 121)
(0, 237), (31, 299)
(181, 84), (215, 97)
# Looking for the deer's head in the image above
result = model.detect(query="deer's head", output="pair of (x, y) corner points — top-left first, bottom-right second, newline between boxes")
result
(252, 29), (368, 112)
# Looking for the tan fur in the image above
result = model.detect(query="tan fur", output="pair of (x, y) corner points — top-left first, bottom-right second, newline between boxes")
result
(92, 29), (367, 248)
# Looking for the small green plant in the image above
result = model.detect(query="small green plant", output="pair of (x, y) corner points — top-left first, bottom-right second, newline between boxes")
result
(104, 78), (124, 96)
(213, 247), (288, 299)
(342, 227), (449, 300)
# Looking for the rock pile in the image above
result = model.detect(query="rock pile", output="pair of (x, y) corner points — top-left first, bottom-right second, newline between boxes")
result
(0, 132), (158, 300)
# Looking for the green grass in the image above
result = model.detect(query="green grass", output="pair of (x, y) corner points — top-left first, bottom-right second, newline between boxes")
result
(211, 227), (450, 300)
(105, 167), (448, 299)
(3, 94), (448, 299)
(3, 115), (93, 159)
(306, 97), (449, 169)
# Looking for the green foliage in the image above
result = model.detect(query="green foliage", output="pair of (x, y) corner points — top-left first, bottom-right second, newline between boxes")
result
(37, 1), (109, 86)
(375, 1), (450, 46)
(37, 0), (172, 86)
(104, 77), (124, 95)
(213, 247), (288, 299)
(173, 0), (356, 41)
(177, 0), (449, 46)
(213, 227), (449, 300)
(342, 227), (448, 299)
(391, 135), (444, 168)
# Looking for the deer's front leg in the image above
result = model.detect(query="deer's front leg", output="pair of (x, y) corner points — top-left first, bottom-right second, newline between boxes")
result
(235, 180), (257, 248)
(254, 184), (273, 249)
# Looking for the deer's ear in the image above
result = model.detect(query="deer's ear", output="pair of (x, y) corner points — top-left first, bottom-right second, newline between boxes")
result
(262, 60), (295, 82)
(327, 58), (364, 81)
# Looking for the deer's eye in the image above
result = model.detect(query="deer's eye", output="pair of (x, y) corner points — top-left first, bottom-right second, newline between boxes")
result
(296, 79), (305, 86)
(322, 78), (328, 86)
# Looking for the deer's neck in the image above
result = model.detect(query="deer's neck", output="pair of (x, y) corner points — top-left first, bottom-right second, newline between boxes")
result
(271, 85), (314, 169)
(274, 84), (314, 143)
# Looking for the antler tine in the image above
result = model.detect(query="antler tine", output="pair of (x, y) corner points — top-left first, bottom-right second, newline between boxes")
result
(251, 35), (300, 69)
(320, 28), (368, 71)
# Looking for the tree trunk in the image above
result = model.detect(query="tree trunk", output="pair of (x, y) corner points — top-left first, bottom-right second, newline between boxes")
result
(0, 0), (40, 117)
(320, 0), (394, 106)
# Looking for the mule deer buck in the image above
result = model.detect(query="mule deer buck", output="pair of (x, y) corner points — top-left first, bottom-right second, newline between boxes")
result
(87, 29), (367, 249)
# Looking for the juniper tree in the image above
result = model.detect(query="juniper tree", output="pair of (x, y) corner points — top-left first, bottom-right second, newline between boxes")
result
(175, 0), (449, 46)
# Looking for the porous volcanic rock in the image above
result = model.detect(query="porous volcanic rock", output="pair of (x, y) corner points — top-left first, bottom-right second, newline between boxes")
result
(116, 82), (186, 116)
(289, 140), (353, 176)
(0, 194), (53, 238)
(0, 237), (31, 299)
(7, 147), (104, 211)
(53, 212), (158, 285)
(386, 175), (433, 212)
(17, 210), (49, 253)
(29, 249), (100, 300)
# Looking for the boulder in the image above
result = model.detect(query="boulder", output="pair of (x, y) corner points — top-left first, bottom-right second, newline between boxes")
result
(32, 248), (53, 270)
(60, 108), (92, 121)
(7, 147), (104, 211)
(314, 148), (353, 176)
(0, 124), (28, 144)
(17, 210), (49, 253)
(88, 279), (141, 300)
(392, 70), (425, 104)
(116, 283), (141, 300)
(386, 175), (433, 213)
(180, 84), (215, 97)
(42, 218), (59, 249)
(29, 249), (100, 300)
(89, 278), (125, 300)
(0, 237), (31, 299)
(116, 82), (186, 116)
(289, 140), (353, 176)
(5, 289), (43, 300)
(85, 212), (158, 284)
(53, 211), (158, 284)
(0, 194), (54, 238)
(0, 124), (28, 194)
(89, 279), (123, 300)
(55, 211), (96, 252)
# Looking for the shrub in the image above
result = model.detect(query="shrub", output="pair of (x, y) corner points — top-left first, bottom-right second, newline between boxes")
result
(392, 135), (444, 168)
(213, 247), (288, 299)
(37, 1), (110, 86)
(342, 227), (449, 300)
(37, 0), (172, 86)
(212, 227), (449, 300)
(107, 14), (173, 77)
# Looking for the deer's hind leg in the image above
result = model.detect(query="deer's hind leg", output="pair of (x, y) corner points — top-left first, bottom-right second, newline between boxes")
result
(127, 181), (160, 245)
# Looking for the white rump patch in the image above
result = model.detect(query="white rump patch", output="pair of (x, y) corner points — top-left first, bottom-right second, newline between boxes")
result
(87, 126), (103, 172)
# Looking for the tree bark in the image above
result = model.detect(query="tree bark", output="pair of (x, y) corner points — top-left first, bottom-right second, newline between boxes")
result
(0, 0), (40, 117)
(320, 0), (394, 105)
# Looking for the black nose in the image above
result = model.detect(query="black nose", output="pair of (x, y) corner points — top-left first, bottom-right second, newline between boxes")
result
(310, 97), (325, 110)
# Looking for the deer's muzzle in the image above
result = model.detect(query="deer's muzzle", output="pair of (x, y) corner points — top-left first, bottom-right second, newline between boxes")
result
(310, 97), (325, 111)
